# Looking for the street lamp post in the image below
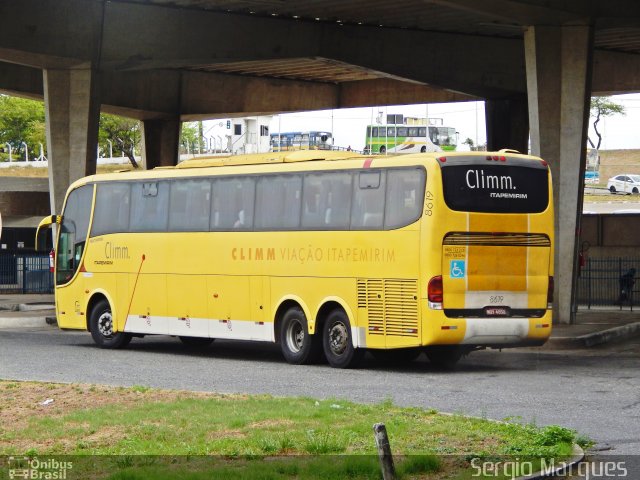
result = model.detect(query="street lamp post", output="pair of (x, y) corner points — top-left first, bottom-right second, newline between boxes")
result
(5, 143), (12, 162)
(107, 140), (113, 159)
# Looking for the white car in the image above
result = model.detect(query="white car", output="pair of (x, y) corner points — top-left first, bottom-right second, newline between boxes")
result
(607, 174), (640, 194)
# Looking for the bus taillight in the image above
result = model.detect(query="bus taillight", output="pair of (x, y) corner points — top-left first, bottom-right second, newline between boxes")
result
(49, 249), (55, 273)
(428, 275), (443, 309)
(547, 276), (554, 308)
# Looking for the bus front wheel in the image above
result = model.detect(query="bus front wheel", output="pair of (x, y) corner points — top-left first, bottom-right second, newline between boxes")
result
(420, 146), (426, 153)
(89, 299), (132, 349)
(322, 310), (363, 368)
(279, 307), (322, 364)
(379, 146), (386, 154)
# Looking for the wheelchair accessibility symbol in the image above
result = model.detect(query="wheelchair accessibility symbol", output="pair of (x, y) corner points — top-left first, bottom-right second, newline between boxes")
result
(450, 260), (466, 278)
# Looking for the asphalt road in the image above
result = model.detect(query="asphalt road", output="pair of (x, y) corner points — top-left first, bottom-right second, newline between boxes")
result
(583, 199), (640, 214)
(1, 327), (639, 458)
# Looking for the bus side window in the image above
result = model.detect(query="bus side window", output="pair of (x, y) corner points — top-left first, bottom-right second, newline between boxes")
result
(385, 168), (426, 229)
(169, 179), (211, 231)
(130, 182), (169, 232)
(351, 171), (385, 229)
(211, 177), (255, 230)
(256, 174), (302, 230)
(302, 172), (352, 229)
(92, 183), (130, 236)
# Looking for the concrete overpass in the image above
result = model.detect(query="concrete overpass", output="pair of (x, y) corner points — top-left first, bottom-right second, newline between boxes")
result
(1, 0), (640, 324)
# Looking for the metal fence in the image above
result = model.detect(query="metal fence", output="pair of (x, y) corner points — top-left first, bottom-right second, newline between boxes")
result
(577, 257), (640, 310)
(0, 254), (53, 294)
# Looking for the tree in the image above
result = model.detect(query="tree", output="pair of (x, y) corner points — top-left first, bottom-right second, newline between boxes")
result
(181, 122), (199, 153)
(0, 93), (213, 165)
(99, 113), (141, 168)
(588, 96), (625, 150)
(0, 95), (46, 160)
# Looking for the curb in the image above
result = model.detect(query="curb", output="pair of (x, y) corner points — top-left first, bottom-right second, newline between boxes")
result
(580, 321), (640, 347)
(547, 321), (640, 348)
(515, 445), (585, 480)
(0, 303), (55, 312)
(0, 313), (56, 329)
(18, 303), (56, 312)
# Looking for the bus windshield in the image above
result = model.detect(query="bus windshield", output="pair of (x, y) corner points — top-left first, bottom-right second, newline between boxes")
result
(429, 127), (457, 148)
(56, 185), (93, 285)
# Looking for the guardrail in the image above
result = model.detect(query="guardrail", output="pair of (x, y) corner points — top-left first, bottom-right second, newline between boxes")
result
(0, 254), (53, 294)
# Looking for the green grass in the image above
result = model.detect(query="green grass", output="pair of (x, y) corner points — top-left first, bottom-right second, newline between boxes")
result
(10, 397), (575, 457)
(0, 381), (580, 479)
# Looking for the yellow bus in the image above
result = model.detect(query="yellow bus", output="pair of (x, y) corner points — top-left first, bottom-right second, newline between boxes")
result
(37, 149), (553, 368)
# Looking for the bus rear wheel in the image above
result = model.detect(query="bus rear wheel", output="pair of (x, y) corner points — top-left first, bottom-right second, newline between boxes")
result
(425, 346), (463, 369)
(89, 299), (132, 349)
(279, 307), (322, 364)
(420, 146), (426, 153)
(379, 146), (386, 154)
(322, 310), (363, 368)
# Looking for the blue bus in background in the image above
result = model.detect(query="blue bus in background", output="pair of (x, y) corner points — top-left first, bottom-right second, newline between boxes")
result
(585, 171), (600, 184)
(270, 131), (333, 151)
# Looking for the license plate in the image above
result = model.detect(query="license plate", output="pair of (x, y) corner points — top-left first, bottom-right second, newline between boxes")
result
(484, 307), (509, 316)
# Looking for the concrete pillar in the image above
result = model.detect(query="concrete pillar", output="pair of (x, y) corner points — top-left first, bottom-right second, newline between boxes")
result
(141, 118), (181, 169)
(485, 94), (529, 154)
(525, 25), (594, 324)
(43, 67), (100, 215)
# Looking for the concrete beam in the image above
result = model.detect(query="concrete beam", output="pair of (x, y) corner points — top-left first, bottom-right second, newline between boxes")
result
(0, 0), (102, 68)
(141, 119), (181, 169)
(338, 79), (476, 108)
(101, 1), (526, 96)
(43, 68), (101, 214)
(526, 25), (594, 325)
(0, 59), (476, 121)
(0, 61), (43, 99)
(485, 94), (529, 153)
(2, 1), (640, 105)
(593, 50), (640, 95)
(104, 71), (477, 121)
(430, 0), (585, 24)
(0, 0), (526, 98)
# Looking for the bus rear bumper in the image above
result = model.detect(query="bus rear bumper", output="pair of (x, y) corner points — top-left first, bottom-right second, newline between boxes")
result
(459, 316), (551, 346)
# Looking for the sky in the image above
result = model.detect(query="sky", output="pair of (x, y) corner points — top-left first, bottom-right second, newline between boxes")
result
(264, 93), (640, 152)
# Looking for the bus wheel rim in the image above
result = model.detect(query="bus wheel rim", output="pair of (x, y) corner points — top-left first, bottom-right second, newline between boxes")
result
(286, 320), (304, 353)
(328, 321), (348, 356)
(98, 312), (114, 338)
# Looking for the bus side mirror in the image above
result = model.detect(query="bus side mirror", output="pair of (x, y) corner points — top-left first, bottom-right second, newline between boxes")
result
(35, 215), (61, 251)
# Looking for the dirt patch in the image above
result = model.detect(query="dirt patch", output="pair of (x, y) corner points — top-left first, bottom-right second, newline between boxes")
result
(247, 419), (295, 429)
(0, 380), (219, 431)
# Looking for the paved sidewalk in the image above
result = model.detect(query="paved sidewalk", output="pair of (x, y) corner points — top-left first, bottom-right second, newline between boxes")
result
(0, 293), (639, 350)
(546, 309), (640, 349)
(0, 294), (55, 328)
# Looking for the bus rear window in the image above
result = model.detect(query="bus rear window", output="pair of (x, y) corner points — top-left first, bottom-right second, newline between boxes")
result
(441, 163), (549, 213)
